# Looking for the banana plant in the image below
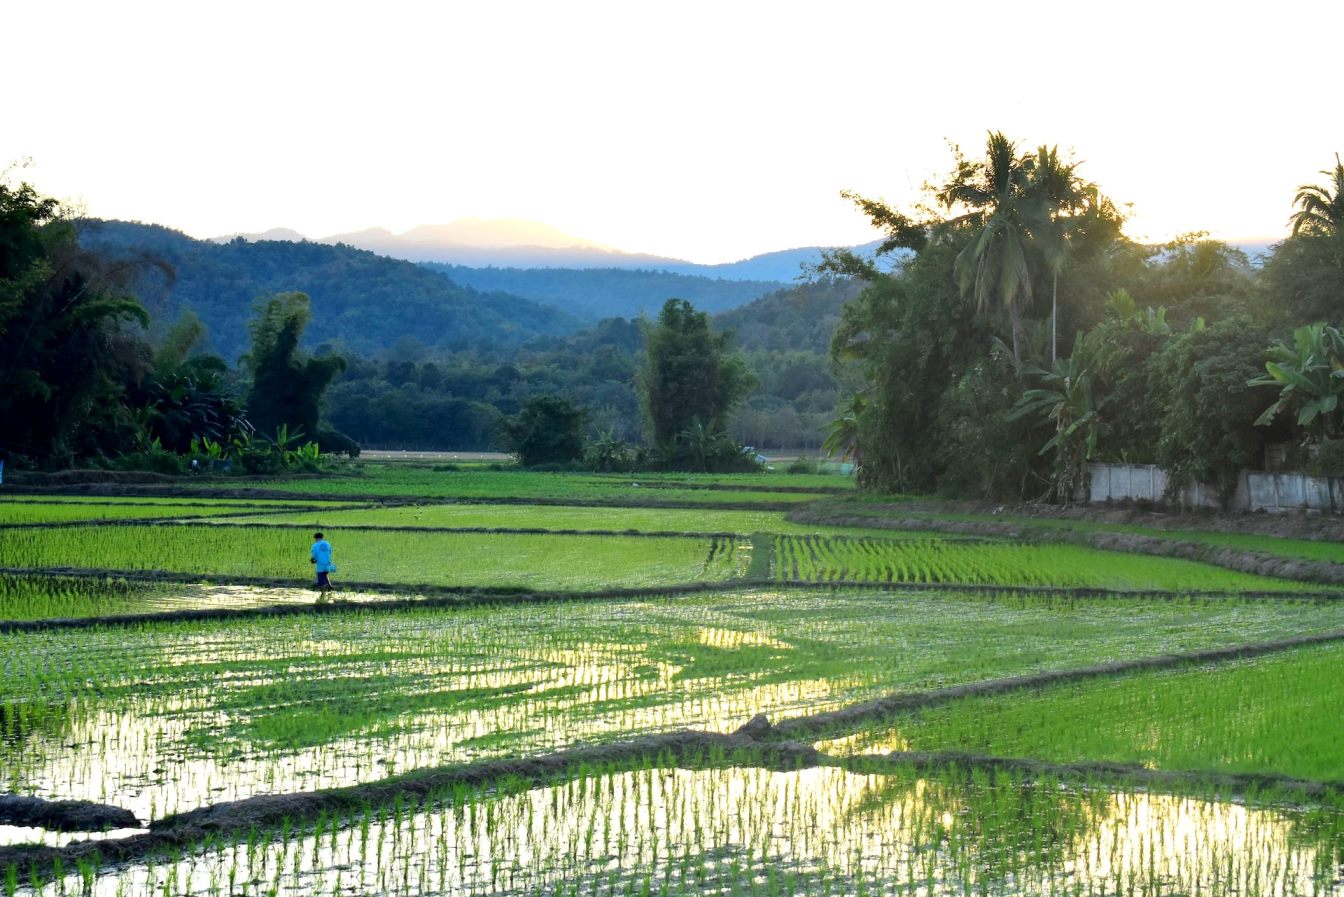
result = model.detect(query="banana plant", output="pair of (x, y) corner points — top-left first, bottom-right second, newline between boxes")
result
(1010, 331), (1105, 503)
(1249, 322), (1344, 439)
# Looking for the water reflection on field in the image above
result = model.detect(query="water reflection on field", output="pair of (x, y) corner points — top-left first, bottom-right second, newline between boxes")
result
(30, 765), (1344, 896)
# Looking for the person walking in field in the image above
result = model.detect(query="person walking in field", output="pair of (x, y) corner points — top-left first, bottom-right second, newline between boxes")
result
(311, 532), (336, 594)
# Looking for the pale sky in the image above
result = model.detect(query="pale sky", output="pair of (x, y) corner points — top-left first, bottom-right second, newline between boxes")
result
(4, 0), (1342, 264)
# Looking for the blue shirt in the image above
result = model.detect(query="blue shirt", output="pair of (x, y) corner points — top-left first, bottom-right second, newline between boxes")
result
(311, 539), (334, 572)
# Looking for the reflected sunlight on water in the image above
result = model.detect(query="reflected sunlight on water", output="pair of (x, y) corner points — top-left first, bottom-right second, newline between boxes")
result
(26, 765), (1343, 896)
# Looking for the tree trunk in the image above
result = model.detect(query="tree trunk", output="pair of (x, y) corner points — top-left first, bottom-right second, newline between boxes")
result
(1008, 303), (1027, 367)
(1051, 272), (1058, 363)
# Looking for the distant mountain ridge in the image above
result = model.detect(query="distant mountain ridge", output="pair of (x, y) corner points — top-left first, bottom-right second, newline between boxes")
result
(214, 219), (883, 283)
(424, 264), (788, 320)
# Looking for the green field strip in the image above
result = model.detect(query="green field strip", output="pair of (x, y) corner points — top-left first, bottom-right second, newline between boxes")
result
(772, 534), (1324, 592)
(192, 467), (846, 504)
(0, 525), (741, 592)
(799, 501), (1344, 564)
(811, 640), (1344, 783)
(192, 502), (963, 539)
(0, 500), (366, 524)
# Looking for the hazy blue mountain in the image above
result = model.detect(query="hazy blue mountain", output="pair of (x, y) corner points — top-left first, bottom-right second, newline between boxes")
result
(655, 240), (886, 283)
(422, 264), (787, 320)
(213, 219), (887, 283)
(79, 221), (578, 360)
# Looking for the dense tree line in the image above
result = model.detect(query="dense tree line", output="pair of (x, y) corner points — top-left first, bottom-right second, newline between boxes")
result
(323, 287), (847, 451)
(78, 221), (576, 359)
(826, 136), (1344, 502)
(0, 179), (351, 471)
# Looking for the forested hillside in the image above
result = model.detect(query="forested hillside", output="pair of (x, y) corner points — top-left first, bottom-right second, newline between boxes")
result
(78, 221), (577, 359)
(423, 263), (785, 320)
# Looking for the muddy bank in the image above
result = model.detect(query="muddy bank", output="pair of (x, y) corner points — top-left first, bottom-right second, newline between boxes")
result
(769, 627), (1344, 740)
(0, 794), (139, 832)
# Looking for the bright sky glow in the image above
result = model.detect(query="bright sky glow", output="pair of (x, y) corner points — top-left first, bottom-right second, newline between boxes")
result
(4, 0), (1342, 263)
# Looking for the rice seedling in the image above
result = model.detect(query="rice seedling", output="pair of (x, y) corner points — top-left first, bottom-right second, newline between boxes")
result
(4, 589), (1344, 827)
(19, 764), (1344, 896)
(0, 525), (739, 591)
(820, 641), (1344, 782)
(198, 466), (846, 504)
(214, 502), (942, 538)
(773, 535), (1321, 591)
(808, 502), (1344, 565)
(0, 500), (350, 525)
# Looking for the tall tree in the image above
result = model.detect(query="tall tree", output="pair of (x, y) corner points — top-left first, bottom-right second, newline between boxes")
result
(1290, 154), (1344, 238)
(1263, 154), (1344, 324)
(243, 292), (346, 440)
(1027, 146), (1087, 361)
(0, 179), (151, 464)
(939, 132), (1038, 364)
(639, 298), (752, 451)
(496, 394), (587, 467)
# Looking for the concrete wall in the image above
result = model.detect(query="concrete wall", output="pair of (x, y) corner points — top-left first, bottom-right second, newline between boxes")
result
(1087, 463), (1344, 513)
(1087, 463), (1224, 510)
(1245, 471), (1344, 513)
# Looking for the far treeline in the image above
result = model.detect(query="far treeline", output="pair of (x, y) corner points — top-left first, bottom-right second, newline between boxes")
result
(0, 175), (786, 473)
(3, 135), (1342, 492)
(821, 135), (1344, 503)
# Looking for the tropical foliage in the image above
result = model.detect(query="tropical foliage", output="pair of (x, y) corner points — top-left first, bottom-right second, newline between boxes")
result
(826, 140), (1344, 504)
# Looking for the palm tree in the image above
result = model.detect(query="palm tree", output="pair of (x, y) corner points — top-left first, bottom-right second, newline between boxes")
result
(940, 133), (1037, 365)
(822, 393), (866, 465)
(1290, 154), (1344, 238)
(1027, 146), (1086, 361)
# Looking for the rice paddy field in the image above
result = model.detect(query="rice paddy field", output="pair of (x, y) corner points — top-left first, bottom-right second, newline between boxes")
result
(2, 465), (1343, 896)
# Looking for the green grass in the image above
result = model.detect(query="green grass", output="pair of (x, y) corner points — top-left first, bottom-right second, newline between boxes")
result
(823, 642), (1344, 782)
(0, 524), (744, 590)
(0, 574), (174, 620)
(0, 499), (349, 524)
(774, 534), (1317, 591)
(207, 465), (847, 503)
(217, 502), (948, 537)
